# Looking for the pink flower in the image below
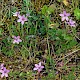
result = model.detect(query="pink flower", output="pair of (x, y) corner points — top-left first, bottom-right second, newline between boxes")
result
(33, 62), (44, 72)
(13, 12), (20, 17)
(12, 36), (22, 44)
(67, 19), (76, 27)
(0, 63), (4, 70)
(59, 11), (70, 21)
(17, 15), (28, 25)
(0, 67), (10, 78)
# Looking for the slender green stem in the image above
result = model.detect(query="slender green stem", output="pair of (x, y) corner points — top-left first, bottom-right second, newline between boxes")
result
(22, 25), (24, 38)
(46, 15), (52, 64)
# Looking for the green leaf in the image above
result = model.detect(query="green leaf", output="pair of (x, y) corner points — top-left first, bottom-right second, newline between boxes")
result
(0, 28), (3, 35)
(62, 34), (73, 41)
(40, 26), (46, 35)
(74, 8), (80, 20)
(41, 5), (48, 15)
(67, 72), (76, 80)
(67, 40), (77, 49)
(47, 4), (55, 14)
(57, 0), (62, 2)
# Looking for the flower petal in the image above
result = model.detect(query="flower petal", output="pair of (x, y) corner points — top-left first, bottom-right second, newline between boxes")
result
(17, 36), (20, 39)
(35, 64), (39, 67)
(0, 70), (3, 73)
(33, 67), (38, 71)
(38, 69), (42, 72)
(18, 15), (21, 18)
(62, 17), (65, 21)
(21, 21), (24, 25)
(17, 19), (21, 22)
(65, 17), (69, 21)
(5, 73), (8, 77)
(59, 14), (64, 17)
(41, 66), (44, 69)
(1, 73), (4, 78)
(63, 11), (66, 15)
(39, 62), (41, 66)
(17, 39), (22, 43)
(66, 13), (70, 16)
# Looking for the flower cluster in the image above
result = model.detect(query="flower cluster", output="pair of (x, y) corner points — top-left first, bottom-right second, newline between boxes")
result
(12, 36), (22, 44)
(33, 62), (44, 72)
(0, 63), (10, 78)
(59, 10), (76, 27)
(13, 11), (29, 25)
(12, 12), (30, 44)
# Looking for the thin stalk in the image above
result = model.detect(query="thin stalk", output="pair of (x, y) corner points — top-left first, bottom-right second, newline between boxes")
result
(46, 16), (52, 64)
(21, 25), (24, 38)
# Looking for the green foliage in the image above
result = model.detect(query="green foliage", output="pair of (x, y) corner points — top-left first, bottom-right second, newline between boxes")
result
(0, 0), (80, 80)
(48, 28), (77, 54)
(41, 5), (48, 15)
(67, 72), (76, 80)
(57, 0), (62, 2)
(9, 71), (29, 80)
(74, 8), (80, 20)
(41, 4), (55, 15)
(1, 38), (14, 56)
(20, 46), (30, 59)
(42, 72), (55, 80)
(23, 0), (31, 7)
(0, 28), (3, 35)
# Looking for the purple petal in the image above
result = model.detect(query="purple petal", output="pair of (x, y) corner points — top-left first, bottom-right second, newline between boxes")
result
(39, 62), (42, 66)
(38, 69), (42, 72)
(62, 17), (65, 21)
(41, 66), (44, 69)
(13, 40), (17, 44)
(18, 15), (21, 18)
(65, 17), (69, 21)
(12, 36), (16, 39)
(0, 70), (3, 73)
(59, 14), (64, 17)
(0, 63), (4, 69)
(4, 73), (8, 77)
(17, 36), (20, 39)
(6, 70), (10, 73)
(13, 12), (20, 16)
(63, 11), (66, 15)
(1, 73), (4, 78)
(33, 67), (38, 71)
(70, 24), (75, 27)
(17, 39), (22, 42)
(66, 13), (70, 16)
(1, 63), (4, 66)
(21, 21), (24, 25)
(35, 64), (39, 67)
(3, 67), (7, 71)
(17, 19), (21, 22)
